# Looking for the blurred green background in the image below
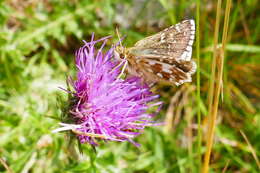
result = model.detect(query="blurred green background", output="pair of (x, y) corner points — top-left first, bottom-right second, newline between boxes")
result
(0, 0), (259, 172)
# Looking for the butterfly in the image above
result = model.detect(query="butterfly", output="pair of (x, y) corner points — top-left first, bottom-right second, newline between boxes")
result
(114, 19), (196, 86)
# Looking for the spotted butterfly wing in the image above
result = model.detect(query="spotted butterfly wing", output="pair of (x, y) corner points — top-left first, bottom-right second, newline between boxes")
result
(126, 19), (196, 86)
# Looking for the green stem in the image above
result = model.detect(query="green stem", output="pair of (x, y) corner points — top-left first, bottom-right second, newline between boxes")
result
(196, 0), (202, 172)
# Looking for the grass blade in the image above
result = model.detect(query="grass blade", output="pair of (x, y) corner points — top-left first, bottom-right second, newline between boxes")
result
(203, 0), (232, 172)
(196, 0), (202, 172)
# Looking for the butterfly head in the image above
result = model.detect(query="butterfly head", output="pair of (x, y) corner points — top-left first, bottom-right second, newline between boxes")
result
(114, 46), (128, 61)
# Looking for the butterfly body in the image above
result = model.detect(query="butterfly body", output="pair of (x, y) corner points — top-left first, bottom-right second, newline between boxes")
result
(114, 19), (196, 86)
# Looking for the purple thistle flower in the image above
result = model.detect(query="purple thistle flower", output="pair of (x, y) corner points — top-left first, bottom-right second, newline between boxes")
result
(53, 34), (162, 146)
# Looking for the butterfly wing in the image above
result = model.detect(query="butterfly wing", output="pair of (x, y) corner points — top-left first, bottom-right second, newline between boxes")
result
(135, 58), (196, 86)
(132, 20), (195, 61)
(128, 19), (196, 85)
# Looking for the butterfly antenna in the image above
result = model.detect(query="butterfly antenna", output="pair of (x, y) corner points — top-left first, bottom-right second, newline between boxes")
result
(116, 27), (128, 79)
(116, 27), (123, 48)
(109, 27), (124, 74)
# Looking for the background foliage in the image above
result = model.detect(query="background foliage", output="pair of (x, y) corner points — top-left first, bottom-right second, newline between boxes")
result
(0, 0), (259, 172)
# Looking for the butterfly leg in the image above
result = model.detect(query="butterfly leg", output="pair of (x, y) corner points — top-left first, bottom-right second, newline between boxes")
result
(117, 59), (128, 79)
(110, 59), (126, 74)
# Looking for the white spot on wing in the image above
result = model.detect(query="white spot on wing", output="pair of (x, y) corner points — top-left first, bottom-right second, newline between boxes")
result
(190, 20), (195, 31)
(162, 68), (171, 74)
(188, 40), (194, 46)
(161, 40), (166, 43)
(169, 78), (174, 82)
(186, 50), (192, 61)
(161, 33), (166, 40)
(175, 24), (181, 32)
(147, 68), (153, 73)
(148, 61), (156, 65)
(180, 51), (188, 60)
(190, 34), (195, 40)
(190, 60), (197, 74)
(157, 73), (163, 78)
(186, 46), (192, 52)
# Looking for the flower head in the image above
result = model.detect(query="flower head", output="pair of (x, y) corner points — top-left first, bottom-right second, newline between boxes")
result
(54, 34), (162, 146)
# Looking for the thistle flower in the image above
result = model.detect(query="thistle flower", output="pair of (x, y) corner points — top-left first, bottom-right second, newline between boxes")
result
(53, 34), (162, 146)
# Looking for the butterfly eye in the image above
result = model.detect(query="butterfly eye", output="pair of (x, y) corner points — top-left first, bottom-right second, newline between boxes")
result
(119, 53), (126, 59)
(114, 49), (124, 61)
(114, 47), (126, 60)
